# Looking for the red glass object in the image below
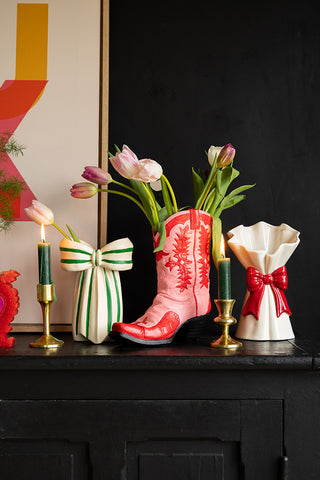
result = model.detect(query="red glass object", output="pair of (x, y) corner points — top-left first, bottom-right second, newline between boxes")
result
(0, 270), (20, 347)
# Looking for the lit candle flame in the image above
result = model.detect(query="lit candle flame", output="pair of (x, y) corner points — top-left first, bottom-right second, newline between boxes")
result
(220, 234), (225, 257)
(40, 224), (46, 242)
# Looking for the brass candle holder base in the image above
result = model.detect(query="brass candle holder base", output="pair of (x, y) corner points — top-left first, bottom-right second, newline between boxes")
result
(210, 299), (242, 349)
(30, 284), (64, 349)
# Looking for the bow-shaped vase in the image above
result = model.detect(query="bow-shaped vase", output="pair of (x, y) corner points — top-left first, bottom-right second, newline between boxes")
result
(227, 222), (300, 341)
(60, 237), (133, 344)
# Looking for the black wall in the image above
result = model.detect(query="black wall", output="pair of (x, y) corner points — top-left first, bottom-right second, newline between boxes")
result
(108, 0), (320, 339)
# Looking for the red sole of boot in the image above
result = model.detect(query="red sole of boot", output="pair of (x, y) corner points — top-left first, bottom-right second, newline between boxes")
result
(108, 314), (211, 346)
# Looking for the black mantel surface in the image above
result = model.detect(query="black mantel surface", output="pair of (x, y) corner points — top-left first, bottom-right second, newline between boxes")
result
(1, 333), (320, 479)
(0, 333), (317, 370)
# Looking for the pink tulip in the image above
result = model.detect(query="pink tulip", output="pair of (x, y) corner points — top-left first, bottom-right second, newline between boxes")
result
(217, 143), (236, 168)
(110, 145), (163, 182)
(70, 182), (98, 199)
(134, 158), (163, 182)
(109, 145), (139, 179)
(82, 166), (112, 185)
(25, 200), (54, 225)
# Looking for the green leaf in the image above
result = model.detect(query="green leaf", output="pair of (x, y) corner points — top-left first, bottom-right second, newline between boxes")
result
(160, 176), (173, 217)
(214, 184), (255, 217)
(203, 186), (216, 211)
(158, 206), (170, 223)
(224, 183), (255, 200)
(207, 167), (242, 217)
(66, 224), (80, 242)
(219, 194), (246, 212)
(192, 167), (205, 203)
(211, 216), (222, 269)
(153, 221), (167, 252)
(217, 166), (239, 196)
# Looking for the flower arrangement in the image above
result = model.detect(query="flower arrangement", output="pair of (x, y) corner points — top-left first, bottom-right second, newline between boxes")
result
(71, 143), (254, 266)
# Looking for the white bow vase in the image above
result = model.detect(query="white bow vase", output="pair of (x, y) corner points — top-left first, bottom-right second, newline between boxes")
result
(60, 237), (133, 344)
(227, 222), (300, 341)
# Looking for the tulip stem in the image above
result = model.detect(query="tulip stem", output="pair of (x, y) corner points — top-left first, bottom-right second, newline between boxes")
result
(52, 222), (71, 240)
(140, 182), (160, 227)
(111, 180), (137, 195)
(161, 175), (178, 213)
(197, 170), (218, 211)
(99, 189), (151, 224)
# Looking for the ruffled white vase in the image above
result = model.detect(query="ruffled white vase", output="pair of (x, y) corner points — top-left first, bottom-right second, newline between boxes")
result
(227, 222), (300, 341)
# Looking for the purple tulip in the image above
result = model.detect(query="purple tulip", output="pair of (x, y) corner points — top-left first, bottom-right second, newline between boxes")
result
(24, 200), (54, 225)
(70, 182), (98, 199)
(82, 166), (112, 185)
(217, 143), (236, 168)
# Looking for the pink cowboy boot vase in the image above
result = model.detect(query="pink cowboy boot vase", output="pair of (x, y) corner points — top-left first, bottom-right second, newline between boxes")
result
(110, 209), (212, 345)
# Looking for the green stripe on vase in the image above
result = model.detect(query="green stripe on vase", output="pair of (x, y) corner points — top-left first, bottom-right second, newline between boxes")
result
(113, 270), (121, 324)
(101, 259), (132, 265)
(86, 269), (94, 338)
(104, 270), (113, 332)
(75, 271), (85, 335)
(102, 248), (133, 255)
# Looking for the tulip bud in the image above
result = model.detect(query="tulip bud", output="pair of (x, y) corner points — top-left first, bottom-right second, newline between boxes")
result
(24, 200), (54, 225)
(82, 166), (112, 185)
(70, 182), (98, 199)
(217, 143), (236, 168)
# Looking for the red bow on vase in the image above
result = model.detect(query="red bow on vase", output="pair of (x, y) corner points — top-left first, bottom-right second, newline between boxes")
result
(242, 266), (292, 320)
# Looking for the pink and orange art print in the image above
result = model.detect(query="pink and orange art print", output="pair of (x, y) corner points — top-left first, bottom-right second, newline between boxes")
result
(0, 1), (104, 329)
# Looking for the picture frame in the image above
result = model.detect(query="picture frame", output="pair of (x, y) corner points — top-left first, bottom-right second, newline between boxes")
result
(0, 0), (109, 332)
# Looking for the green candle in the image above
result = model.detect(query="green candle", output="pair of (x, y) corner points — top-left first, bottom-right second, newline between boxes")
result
(218, 235), (231, 299)
(218, 257), (231, 299)
(38, 225), (52, 285)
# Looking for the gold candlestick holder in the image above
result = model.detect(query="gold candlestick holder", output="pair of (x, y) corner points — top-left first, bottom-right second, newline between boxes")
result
(30, 284), (64, 349)
(210, 299), (242, 349)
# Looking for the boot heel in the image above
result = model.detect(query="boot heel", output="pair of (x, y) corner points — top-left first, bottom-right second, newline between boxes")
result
(175, 314), (212, 342)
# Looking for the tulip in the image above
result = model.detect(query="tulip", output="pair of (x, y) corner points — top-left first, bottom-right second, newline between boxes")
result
(70, 182), (98, 199)
(109, 145), (140, 179)
(110, 144), (163, 182)
(208, 146), (223, 166)
(82, 166), (112, 185)
(217, 143), (236, 168)
(133, 158), (163, 182)
(24, 200), (54, 225)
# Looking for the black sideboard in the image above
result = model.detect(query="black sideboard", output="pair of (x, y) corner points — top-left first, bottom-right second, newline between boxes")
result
(0, 333), (319, 480)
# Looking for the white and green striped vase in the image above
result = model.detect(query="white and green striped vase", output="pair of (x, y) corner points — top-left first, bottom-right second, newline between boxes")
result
(59, 237), (133, 344)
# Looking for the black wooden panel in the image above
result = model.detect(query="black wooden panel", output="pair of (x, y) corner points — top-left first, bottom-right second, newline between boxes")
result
(0, 399), (241, 479)
(139, 453), (223, 480)
(127, 440), (239, 480)
(0, 440), (88, 480)
(241, 400), (283, 480)
(0, 399), (284, 479)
